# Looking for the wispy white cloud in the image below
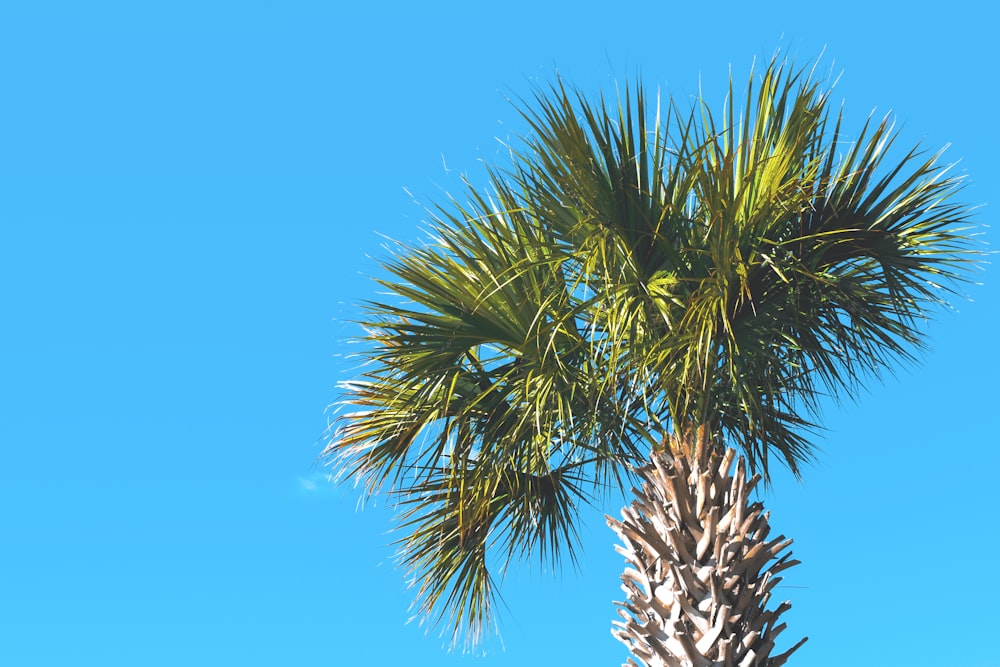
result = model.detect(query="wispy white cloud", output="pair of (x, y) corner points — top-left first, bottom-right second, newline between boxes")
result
(295, 470), (335, 495)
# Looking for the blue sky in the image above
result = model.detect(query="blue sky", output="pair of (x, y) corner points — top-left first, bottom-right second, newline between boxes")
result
(2, 2), (997, 665)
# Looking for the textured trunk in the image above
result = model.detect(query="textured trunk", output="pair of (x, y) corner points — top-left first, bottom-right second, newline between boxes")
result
(607, 445), (807, 667)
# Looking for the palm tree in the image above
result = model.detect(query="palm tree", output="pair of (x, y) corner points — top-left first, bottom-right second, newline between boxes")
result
(324, 57), (976, 665)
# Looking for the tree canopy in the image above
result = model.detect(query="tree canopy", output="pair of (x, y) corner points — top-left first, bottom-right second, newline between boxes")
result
(325, 58), (978, 647)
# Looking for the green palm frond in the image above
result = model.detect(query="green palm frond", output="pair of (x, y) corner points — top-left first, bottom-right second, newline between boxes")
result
(393, 455), (592, 647)
(328, 177), (654, 644)
(325, 55), (979, 648)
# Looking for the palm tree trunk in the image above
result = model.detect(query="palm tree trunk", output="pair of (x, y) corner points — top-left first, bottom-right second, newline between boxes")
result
(607, 446), (807, 667)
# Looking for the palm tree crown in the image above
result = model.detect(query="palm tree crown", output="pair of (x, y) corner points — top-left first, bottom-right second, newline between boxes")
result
(324, 58), (977, 649)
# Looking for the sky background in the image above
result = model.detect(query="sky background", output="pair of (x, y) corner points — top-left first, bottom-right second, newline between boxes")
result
(2, 2), (997, 665)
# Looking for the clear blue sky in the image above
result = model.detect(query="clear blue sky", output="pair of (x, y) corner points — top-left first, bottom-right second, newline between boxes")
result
(2, 2), (997, 665)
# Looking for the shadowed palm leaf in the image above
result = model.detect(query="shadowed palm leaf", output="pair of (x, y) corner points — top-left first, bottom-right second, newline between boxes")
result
(325, 57), (977, 651)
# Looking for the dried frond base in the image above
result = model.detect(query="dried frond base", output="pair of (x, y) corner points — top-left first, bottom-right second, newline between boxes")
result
(607, 448), (807, 667)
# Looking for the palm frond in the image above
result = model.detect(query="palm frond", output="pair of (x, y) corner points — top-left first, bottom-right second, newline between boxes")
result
(393, 456), (592, 647)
